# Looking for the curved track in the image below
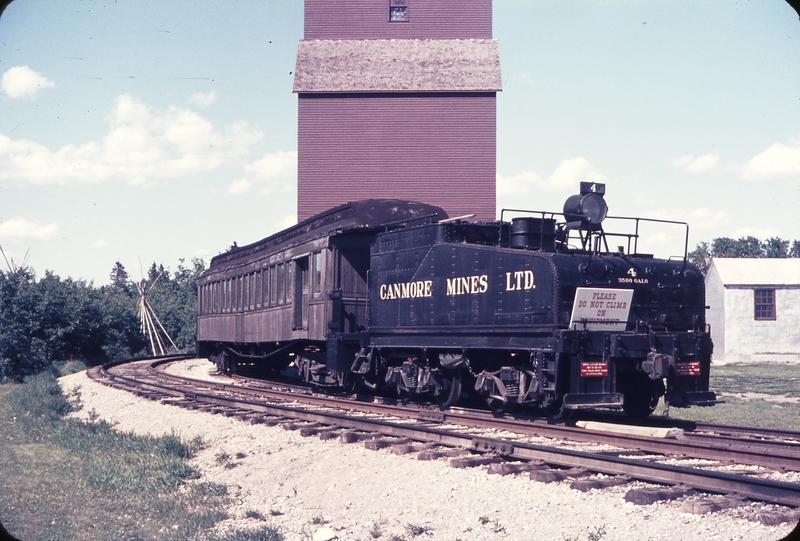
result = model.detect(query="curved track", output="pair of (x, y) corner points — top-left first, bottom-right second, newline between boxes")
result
(89, 356), (800, 513)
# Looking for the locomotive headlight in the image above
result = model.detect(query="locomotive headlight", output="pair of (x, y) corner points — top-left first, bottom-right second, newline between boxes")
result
(563, 191), (608, 225)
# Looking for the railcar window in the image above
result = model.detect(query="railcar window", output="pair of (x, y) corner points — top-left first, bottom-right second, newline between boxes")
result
(277, 264), (285, 305)
(313, 251), (322, 298)
(243, 274), (249, 310)
(268, 268), (269, 306)
(754, 289), (776, 320)
(255, 271), (262, 308)
(270, 266), (277, 305)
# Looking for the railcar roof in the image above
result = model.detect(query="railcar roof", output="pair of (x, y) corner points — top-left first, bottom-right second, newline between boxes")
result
(205, 199), (448, 271)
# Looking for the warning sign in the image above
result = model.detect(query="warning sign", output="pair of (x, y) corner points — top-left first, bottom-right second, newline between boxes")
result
(675, 361), (701, 377)
(580, 361), (609, 377)
(569, 287), (634, 332)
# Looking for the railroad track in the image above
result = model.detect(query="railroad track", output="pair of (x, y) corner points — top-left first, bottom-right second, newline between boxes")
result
(88, 355), (800, 522)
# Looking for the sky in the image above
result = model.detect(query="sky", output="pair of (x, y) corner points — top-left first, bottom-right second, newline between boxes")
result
(0, 0), (798, 285)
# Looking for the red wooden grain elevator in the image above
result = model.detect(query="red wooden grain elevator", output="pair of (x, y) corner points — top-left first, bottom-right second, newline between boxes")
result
(293, 0), (502, 222)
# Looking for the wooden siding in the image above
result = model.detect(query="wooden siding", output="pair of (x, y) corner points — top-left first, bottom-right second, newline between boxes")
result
(293, 39), (502, 93)
(304, 0), (491, 40)
(297, 93), (496, 222)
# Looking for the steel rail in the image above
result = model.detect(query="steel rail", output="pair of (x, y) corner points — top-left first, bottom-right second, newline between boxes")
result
(94, 359), (800, 507)
(141, 361), (800, 472)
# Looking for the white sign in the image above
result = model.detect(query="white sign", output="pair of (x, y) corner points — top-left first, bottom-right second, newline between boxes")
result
(569, 287), (634, 331)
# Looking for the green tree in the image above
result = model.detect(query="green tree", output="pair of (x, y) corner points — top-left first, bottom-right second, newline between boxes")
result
(688, 242), (712, 274)
(0, 266), (47, 381)
(711, 236), (763, 258)
(763, 237), (790, 258)
(691, 235), (800, 275)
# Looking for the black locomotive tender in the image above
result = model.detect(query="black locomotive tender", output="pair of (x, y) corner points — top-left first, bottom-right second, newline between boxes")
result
(197, 183), (715, 417)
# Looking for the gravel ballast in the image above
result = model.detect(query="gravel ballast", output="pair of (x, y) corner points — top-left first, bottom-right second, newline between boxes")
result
(59, 360), (798, 541)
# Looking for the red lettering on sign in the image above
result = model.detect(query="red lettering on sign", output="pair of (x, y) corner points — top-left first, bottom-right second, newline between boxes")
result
(675, 362), (702, 377)
(580, 361), (609, 378)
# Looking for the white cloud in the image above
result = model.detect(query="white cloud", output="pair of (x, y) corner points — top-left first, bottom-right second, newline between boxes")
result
(226, 150), (297, 196)
(547, 157), (607, 190)
(1, 66), (55, 99)
(670, 154), (721, 174)
(227, 178), (253, 195)
(0, 93), (264, 187)
(91, 237), (109, 248)
(246, 150), (297, 181)
(687, 207), (728, 231)
(0, 216), (59, 240)
(496, 170), (540, 198)
(731, 226), (782, 239)
(188, 90), (217, 107)
(497, 157), (607, 198)
(740, 138), (800, 182)
(275, 212), (298, 230)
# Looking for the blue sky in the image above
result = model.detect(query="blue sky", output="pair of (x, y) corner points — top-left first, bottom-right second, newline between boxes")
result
(1, 0), (798, 284)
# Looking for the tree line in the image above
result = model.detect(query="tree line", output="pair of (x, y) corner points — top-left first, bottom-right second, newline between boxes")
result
(689, 236), (800, 274)
(0, 259), (205, 382)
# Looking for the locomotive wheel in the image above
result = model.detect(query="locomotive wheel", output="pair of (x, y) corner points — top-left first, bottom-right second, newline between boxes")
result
(487, 397), (512, 416)
(545, 398), (571, 422)
(622, 387), (660, 418)
(622, 375), (664, 418)
(434, 371), (462, 409)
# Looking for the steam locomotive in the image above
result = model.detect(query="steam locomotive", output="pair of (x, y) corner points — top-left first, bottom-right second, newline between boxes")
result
(196, 183), (716, 417)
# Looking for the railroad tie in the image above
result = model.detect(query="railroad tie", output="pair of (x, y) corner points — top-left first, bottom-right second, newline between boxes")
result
(339, 431), (376, 444)
(529, 468), (590, 483)
(570, 475), (631, 492)
(680, 495), (745, 515)
(487, 461), (547, 476)
(450, 454), (504, 469)
(364, 438), (409, 451)
(624, 485), (695, 505)
(390, 442), (435, 455)
(417, 448), (470, 461)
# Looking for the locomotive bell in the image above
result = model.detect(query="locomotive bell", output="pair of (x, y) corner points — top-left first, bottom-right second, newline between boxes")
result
(563, 182), (608, 226)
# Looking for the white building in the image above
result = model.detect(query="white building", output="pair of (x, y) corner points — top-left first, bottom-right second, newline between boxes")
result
(705, 258), (800, 364)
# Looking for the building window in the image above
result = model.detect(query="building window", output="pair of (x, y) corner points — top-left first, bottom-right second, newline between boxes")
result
(389, 0), (407, 21)
(754, 289), (776, 320)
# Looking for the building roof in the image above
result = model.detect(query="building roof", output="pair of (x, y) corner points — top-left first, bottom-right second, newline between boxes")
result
(293, 39), (502, 93)
(707, 258), (800, 286)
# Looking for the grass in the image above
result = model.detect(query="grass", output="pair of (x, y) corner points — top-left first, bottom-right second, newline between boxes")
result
(658, 362), (800, 430)
(0, 371), (245, 541)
